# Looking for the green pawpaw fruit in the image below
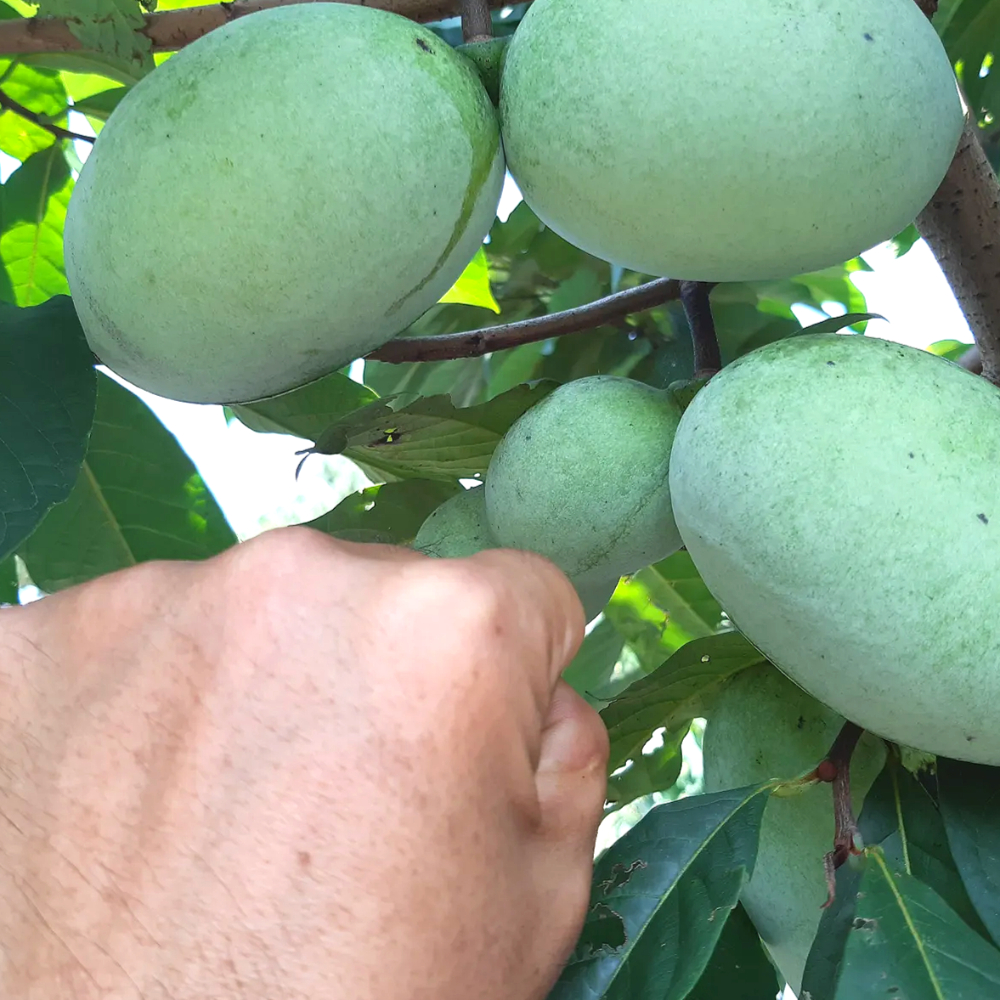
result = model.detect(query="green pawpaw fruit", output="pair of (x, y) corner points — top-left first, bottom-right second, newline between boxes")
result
(65, 4), (503, 403)
(485, 375), (683, 587)
(669, 333), (1000, 763)
(499, 0), (962, 281)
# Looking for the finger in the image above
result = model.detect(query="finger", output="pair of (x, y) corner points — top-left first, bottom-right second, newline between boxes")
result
(535, 680), (609, 844)
(461, 547), (587, 689)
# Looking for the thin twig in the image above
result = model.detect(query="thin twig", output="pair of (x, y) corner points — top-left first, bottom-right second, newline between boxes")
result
(0, 89), (93, 143)
(0, 0), (514, 56)
(819, 721), (865, 909)
(680, 280), (721, 377)
(366, 278), (682, 364)
(460, 0), (493, 43)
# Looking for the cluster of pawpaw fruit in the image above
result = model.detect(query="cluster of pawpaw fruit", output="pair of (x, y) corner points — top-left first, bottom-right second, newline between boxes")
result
(63, 0), (983, 990)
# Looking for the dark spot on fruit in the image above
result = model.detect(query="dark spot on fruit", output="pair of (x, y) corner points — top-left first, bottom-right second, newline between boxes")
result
(796, 715), (805, 729)
(888, 989), (900, 996)
(863, 32), (874, 41)
(908, 452), (914, 459)
(415, 37), (432, 52)
(979, 513), (989, 525)
(967, 735), (976, 742)
(826, 361), (836, 366)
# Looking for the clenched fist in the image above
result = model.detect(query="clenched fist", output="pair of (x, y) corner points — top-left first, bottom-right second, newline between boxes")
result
(0, 527), (609, 999)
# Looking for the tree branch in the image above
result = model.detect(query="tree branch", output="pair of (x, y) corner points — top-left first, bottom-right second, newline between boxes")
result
(461, 0), (493, 43)
(366, 278), (682, 364)
(0, 0), (514, 56)
(915, 112), (1000, 387)
(909, 0), (1000, 387)
(0, 88), (94, 143)
(680, 280), (721, 377)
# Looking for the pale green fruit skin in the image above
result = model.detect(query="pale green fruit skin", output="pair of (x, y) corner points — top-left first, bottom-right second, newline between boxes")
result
(704, 662), (886, 994)
(64, 4), (504, 404)
(500, 0), (962, 281)
(485, 376), (683, 587)
(413, 487), (494, 559)
(414, 486), (618, 620)
(669, 333), (1000, 764)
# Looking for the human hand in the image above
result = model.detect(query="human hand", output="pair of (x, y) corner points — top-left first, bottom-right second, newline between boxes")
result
(0, 527), (608, 1000)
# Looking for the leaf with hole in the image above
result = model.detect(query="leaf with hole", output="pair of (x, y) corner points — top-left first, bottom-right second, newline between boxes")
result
(550, 783), (771, 1000)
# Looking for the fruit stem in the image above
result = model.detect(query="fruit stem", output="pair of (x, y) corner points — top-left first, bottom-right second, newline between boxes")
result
(461, 0), (493, 43)
(818, 721), (865, 908)
(367, 277), (682, 363)
(680, 280), (721, 378)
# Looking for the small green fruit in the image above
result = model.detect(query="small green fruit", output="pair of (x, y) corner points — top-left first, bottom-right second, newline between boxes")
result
(413, 487), (494, 559)
(415, 485), (619, 621)
(704, 662), (886, 994)
(65, 4), (503, 403)
(485, 375), (683, 586)
(499, 0), (962, 281)
(669, 333), (1000, 764)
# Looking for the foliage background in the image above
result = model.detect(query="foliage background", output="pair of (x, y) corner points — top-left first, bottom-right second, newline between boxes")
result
(2, 1), (1000, 997)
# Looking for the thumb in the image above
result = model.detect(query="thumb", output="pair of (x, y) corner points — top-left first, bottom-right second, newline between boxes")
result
(535, 680), (610, 843)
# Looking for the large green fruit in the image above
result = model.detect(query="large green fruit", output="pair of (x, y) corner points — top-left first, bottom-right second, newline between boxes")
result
(414, 485), (619, 621)
(65, 4), (503, 404)
(499, 0), (962, 281)
(485, 376), (683, 587)
(669, 333), (1000, 763)
(704, 662), (886, 994)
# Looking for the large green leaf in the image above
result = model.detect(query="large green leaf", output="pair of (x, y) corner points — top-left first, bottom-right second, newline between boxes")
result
(601, 632), (767, 772)
(939, 757), (1000, 948)
(0, 144), (73, 305)
(550, 784), (771, 1000)
(563, 614), (626, 705)
(0, 63), (68, 160)
(0, 553), (18, 603)
(861, 756), (990, 941)
(801, 848), (1000, 1000)
(685, 902), (782, 1000)
(304, 479), (462, 546)
(230, 370), (378, 443)
(0, 296), (96, 560)
(19, 372), (236, 590)
(309, 381), (558, 483)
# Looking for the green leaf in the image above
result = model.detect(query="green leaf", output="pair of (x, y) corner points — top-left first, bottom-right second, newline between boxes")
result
(939, 757), (1000, 948)
(69, 83), (128, 120)
(0, 63), (67, 160)
(801, 848), (1000, 1000)
(889, 223), (922, 258)
(304, 479), (462, 545)
(0, 144), (73, 305)
(605, 722), (689, 808)
(684, 902), (782, 1000)
(230, 370), (379, 443)
(35, 0), (154, 79)
(797, 311), (884, 336)
(600, 632), (767, 773)
(437, 246), (500, 313)
(310, 381), (558, 483)
(550, 783), (771, 1000)
(640, 549), (725, 640)
(927, 339), (974, 363)
(0, 296), (96, 560)
(860, 756), (991, 941)
(19, 372), (236, 590)
(563, 614), (625, 705)
(0, 553), (18, 604)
